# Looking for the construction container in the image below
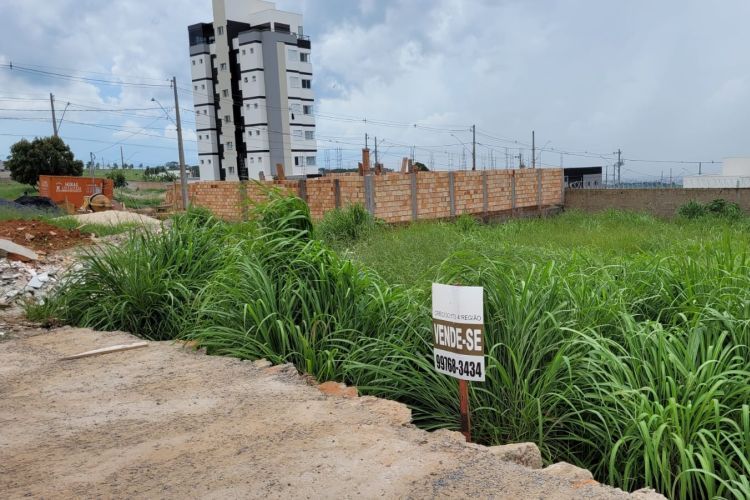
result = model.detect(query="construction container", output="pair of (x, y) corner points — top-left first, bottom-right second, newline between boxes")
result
(38, 176), (114, 209)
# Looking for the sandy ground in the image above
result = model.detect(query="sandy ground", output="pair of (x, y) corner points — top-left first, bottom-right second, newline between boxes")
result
(0, 328), (642, 499)
(68, 211), (162, 226)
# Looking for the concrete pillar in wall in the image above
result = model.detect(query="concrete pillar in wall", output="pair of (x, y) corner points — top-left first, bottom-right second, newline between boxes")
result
(511, 171), (517, 217)
(448, 172), (456, 217)
(411, 172), (418, 221)
(363, 175), (375, 215)
(334, 179), (341, 209)
(482, 171), (489, 220)
(536, 169), (543, 215)
(297, 179), (308, 202)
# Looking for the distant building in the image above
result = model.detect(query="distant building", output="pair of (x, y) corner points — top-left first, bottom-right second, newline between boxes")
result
(188, 0), (316, 182)
(564, 167), (602, 188)
(683, 158), (750, 188)
(0, 159), (5, 171)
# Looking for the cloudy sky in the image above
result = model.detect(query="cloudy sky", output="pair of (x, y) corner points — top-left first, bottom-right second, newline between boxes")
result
(1, 0), (749, 180)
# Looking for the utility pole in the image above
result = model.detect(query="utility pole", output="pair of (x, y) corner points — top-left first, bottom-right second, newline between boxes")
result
(171, 76), (188, 209)
(471, 125), (476, 171)
(532, 130), (536, 168)
(365, 133), (368, 150)
(374, 137), (378, 166)
(50, 93), (58, 137)
(670, 168), (673, 187)
(120, 146), (125, 170)
(614, 149), (622, 187)
(699, 162), (702, 176)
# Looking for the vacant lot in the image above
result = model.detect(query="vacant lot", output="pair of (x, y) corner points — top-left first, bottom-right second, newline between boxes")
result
(31, 205), (750, 499)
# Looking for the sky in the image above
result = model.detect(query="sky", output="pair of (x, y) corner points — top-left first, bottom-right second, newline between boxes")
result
(1, 0), (750, 181)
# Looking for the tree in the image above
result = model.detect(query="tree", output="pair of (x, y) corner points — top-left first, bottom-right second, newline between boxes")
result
(413, 161), (429, 172)
(106, 171), (128, 188)
(6, 136), (84, 186)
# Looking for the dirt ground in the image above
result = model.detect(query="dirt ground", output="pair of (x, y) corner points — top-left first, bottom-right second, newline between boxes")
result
(1, 328), (647, 499)
(0, 220), (91, 252)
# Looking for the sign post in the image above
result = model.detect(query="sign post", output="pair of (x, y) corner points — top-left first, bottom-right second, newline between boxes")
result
(432, 283), (485, 442)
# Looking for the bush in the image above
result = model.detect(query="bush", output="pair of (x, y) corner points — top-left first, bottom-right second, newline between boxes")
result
(678, 199), (742, 220)
(677, 200), (707, 219)
(106, 171), (127, 188)
(707, 198), (742, 219)
(317, 204), (377, 245)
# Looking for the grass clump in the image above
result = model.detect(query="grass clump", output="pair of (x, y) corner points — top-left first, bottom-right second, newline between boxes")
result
(678, 198), (742, 220)
(31, 201), (750, 498)
(317, 204), (378, 245)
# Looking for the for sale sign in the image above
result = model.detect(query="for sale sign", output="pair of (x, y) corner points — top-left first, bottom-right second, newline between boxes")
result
(432, 283), (485, 382)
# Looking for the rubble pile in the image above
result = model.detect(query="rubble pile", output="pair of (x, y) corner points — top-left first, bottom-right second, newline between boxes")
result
(0, 253), (79, 309)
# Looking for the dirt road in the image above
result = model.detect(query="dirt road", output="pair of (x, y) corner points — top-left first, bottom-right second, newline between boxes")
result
(1, 328), (648, 499)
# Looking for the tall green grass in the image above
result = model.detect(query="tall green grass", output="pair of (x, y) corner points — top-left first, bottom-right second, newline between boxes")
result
(30, 199), (750, 498)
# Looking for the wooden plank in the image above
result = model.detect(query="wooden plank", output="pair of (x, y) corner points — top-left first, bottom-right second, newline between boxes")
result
(60, 342), (149, 361)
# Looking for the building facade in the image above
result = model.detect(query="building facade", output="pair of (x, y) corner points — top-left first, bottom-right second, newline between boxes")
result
(188, 0), (316, 181)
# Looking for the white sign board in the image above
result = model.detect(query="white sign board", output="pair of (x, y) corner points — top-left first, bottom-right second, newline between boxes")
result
(432, 283), (485, 382)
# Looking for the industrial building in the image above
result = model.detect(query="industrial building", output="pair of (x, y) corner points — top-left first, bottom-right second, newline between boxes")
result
(563, 167), (603, 188)
(188, 0), (317, 181)
(683, 158), (750, 188)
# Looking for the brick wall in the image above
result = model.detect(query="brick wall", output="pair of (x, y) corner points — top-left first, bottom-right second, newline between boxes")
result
(565, 188), (750, 218)
(167, 168), (564, 223)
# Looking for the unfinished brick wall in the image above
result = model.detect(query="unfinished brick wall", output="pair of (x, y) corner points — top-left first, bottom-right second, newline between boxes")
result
(167, 168), (564, 223)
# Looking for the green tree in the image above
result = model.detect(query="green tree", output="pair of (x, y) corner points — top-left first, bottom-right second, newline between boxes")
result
(106, 171), (128, 188)
(6, 136), (84, 186)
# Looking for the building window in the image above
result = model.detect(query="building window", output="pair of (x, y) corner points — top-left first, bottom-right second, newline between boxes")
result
(252, 75), (257, 82)
(294, 156), (300, 166)
(192, 60), (196, 66)
(201, 84), (206, 89)
(305, 130), (315, 140)
(250, 47), (254, 54)
(244, 76), (248, 83)
(224, 115), (231, 123)
(241, 49), (246, 55)
(217, 26), (224, 35)
(220, 62), (227, 71)
(200, 159), (204, 164)
(208, 159), (212, 164)
(222, 89), (229, 97)
(199, 58), (203, 64)
(291, 103), (302, 114)
(254, 103), (259, 109)
(227, 142), (234, 150)
(249, 157), (255, 164)
(256, 130), (260, 136)
(194, 85), (198, 91)
(203, 109), (208, 115)
(246, 103), (250, 109)
(302, 79), (311, 89)
(306, 156), (317, 166)
(303, 105), (313, 115)
(257, 157), (262, 163)
(290, 77), (300, 88)
(288, 49), (298, 61)
(300, 53), (309, 63)
(293, 130), (303, 138)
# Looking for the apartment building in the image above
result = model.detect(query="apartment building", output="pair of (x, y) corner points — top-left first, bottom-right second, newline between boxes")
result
(188, 0), (317, 181)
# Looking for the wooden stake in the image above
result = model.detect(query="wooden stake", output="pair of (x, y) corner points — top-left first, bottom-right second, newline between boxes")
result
(459, 379), (471, 442)
(60, 342), (148, 361)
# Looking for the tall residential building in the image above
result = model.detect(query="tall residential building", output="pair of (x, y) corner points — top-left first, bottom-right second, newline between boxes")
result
(188, 0), (316, 181)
